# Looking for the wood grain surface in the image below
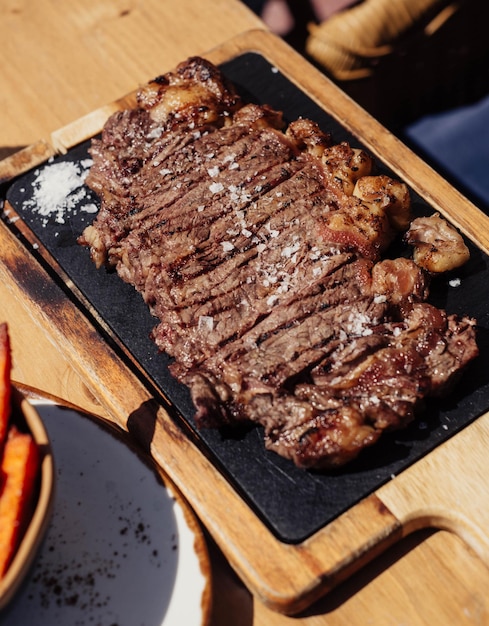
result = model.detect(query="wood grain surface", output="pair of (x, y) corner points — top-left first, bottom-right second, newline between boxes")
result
(0, 0), (263, 149)
(2, 2), (489, 623)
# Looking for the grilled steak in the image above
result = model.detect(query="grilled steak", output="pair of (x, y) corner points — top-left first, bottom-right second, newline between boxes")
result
(79, 57), (478, 469)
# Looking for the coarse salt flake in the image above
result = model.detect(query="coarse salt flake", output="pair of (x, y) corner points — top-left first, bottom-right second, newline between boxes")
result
(281, 241), (300, 258)
(198, 315), (214, 332)
(147, 127), (163, 139)
(23, 159), (94, 225)
(207, 166), (220, 177)
(209, 182), (224, 194)
(346, 311), (373, 336)
(81, 203), (98, 214)
(221, 241), (234, 252)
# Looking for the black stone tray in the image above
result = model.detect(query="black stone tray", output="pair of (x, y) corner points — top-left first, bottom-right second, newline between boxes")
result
(5, 52), (489, 543)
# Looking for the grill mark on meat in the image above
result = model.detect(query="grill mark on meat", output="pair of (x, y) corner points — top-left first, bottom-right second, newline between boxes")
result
(224, 298), (386, 388)
(124, 124), (279, 231)
(185, 301), (469, 468)
(131, 128), (300, 234)
(87, 109), (196, 202)
(159, 159), (330, 283)
(130, 159), (355, 323)
(85, 114), (223, 257)
(114, 159), (304, 295)
(156, 252), (357, 368)
(110, 127), (304, 292)
(202, 265), (379, 371)
(118, 161), (326, 304)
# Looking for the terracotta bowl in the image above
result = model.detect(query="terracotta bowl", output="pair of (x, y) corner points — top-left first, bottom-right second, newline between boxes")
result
(0, 388), (55, 610)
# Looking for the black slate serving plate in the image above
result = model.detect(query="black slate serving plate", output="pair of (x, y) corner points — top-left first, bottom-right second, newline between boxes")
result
(5, 52), (489, 543)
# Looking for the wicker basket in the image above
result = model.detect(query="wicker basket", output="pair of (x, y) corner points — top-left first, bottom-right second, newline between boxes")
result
(306, 0), (454, 80)
(305, 0), (489, 129)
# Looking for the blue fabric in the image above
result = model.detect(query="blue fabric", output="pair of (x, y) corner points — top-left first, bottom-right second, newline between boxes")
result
(405, 94), (489, 211)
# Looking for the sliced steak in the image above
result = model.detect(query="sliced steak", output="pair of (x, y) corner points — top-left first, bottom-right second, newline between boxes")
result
(80, 57), (479, 470)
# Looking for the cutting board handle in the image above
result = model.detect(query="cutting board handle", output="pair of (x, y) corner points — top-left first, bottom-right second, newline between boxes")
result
(377, 411), (489, 564)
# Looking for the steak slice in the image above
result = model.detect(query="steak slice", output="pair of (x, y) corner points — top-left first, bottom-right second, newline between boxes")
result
(79, 56), (479, 470)
(184, 289), (477, 469)
(114, 126), (304, 293)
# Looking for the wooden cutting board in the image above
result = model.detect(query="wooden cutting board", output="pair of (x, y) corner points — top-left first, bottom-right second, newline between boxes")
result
(2, 30), (489, 614)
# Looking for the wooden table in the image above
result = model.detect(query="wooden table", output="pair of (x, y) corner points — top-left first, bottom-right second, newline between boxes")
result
(2, 1), (489, 624)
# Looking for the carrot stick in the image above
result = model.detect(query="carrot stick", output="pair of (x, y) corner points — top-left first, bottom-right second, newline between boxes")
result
(0, 323), (12, 449)
(0, 427), (39, 578)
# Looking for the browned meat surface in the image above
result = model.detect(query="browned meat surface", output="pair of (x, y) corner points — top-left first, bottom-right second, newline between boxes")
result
(406, 212), (471, 273)
(79, 57), (478, 469)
